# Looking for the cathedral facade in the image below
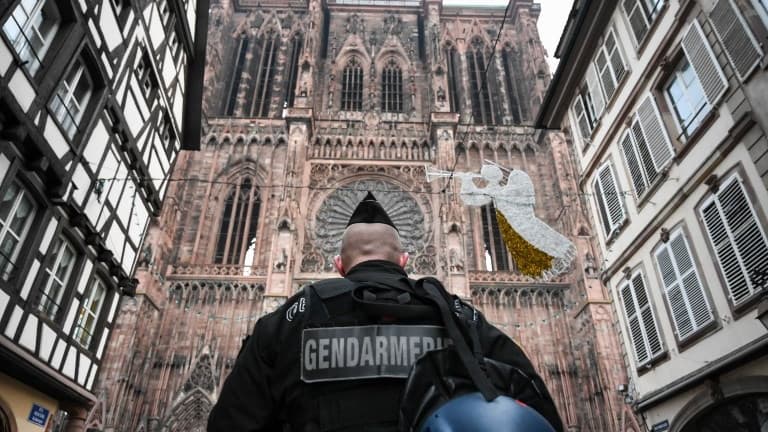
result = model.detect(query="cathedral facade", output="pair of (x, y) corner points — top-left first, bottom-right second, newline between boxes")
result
(92, 1), (638, 431)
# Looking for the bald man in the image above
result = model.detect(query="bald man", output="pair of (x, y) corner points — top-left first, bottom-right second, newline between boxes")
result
(208, 193), (562, 432)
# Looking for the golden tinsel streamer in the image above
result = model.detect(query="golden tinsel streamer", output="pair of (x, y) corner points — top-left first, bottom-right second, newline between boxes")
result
(495, 210), (554, 278)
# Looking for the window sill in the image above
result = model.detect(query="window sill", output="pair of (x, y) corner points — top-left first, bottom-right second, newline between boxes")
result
(674, 319), (721, 353)
(636, 351), (670, 376)
(731, 288), (768, 320)
(635, 167), (673, 211)
(672, 109), (719, 161)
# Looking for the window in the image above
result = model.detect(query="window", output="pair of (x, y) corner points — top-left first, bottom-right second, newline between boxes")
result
(466, 38), (499, 125)
(480, 203), (510, 271)
(622, 0), (663, 45)
(49, 57), (94, 139)
(284, 35), (303, 108)
(709, 0), (763, 81)
(381, 59), (403, 113)
(594, 28), (627, 101)
(136, 52), (158, 102)
(654, 228), (714, 342)
(620, 95), (674, 197)
(501, 48), (528, 124)
(445, 45), (461, 113)
(160, 113), (176, 157)
(619, 270), (665, 367)
(664, 57), (709, 140)
(214, 178), (261, 265)
(224, 34), (249, 116)
(572, 63), (605, 141)
(38, 237), (76, 321)
(72, 278), (106, 348)
(2, 0), (61, 75)
(700, 174), (768, 308)
(341, 57), (363, 112)
(158, 0), (171, 27)
(665, 20), (728, 141)
(0, 181), (36, 281)
(753, 0), (768, 25)
(250, 30), (279, 117)
(592, 162), (626, 239)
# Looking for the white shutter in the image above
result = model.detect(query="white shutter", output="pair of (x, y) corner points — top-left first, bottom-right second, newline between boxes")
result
(623, 0), (650, 44)
(620, 130), (647, 197)
(709, 0), (763, 81)
(595, 162), (626, 237)
(629, 117), (659, 186)
(572, 97), (591, 140)
(621, 272), (664, 366)
(655, 229), (713, 340)
(681, 21), (728, 106)
(636, 95), (674, 172)
(586, 63), (605, 117)
(700, 175), (768, 306)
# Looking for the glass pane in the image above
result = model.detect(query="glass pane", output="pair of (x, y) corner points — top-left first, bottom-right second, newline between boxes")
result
(0, 183), (20, 221)
(9, 194), (33, 233)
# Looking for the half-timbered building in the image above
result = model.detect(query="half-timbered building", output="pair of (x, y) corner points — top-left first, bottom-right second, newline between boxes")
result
(0, 0), (208, 429)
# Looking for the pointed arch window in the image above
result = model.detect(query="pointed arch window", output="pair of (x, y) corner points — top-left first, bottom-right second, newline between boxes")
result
(250, 30), (279, 117)
(381, 58), (403, 113)
(445, 45), (461, 113)
(466, 39), (497, 125)
(341, 57), (363, 111)
(214, 178), (261, 264)
(501, 47), (529, 124)
(284, 34), (303, 108)
(224, 34), (249, 116)
(480, 203), (511, 271)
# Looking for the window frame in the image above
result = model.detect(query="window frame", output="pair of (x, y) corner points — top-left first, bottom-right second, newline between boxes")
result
(381, 58), (404, 113)
(752, 0), (768, 26)
(0, 180), (37, 283)
(593, 27), (628, 103)
(1, 0), (61, 76)
(341, 57), (364, 112)
(663, 56), (710, 142)
(621, 0), (665, 47)
(72, 276), (108, 350)
(37, 235), (79, 322)
(49, 55), (98, 141)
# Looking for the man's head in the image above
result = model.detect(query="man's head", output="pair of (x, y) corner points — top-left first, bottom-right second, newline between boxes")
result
(333, 191), (408, 276)
(333, 223), (408, 276)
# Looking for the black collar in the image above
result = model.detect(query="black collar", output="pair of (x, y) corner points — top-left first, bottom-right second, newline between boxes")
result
(345, 260), (407, 281)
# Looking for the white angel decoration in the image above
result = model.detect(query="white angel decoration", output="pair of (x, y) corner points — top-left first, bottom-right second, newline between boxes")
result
(449, 164), (575, 280)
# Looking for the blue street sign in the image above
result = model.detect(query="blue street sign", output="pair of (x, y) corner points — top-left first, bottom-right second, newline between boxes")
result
(652, 420), (670, 432)
(27, 404), (49, 427)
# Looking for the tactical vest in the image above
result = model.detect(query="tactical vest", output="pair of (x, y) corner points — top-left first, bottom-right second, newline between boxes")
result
(282, 275), (446, 432)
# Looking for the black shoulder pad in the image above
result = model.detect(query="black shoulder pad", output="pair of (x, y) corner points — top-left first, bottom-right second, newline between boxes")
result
(311, 278), (356, 299)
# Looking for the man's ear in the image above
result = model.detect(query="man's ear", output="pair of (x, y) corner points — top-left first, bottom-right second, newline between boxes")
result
(333, 255), (346, 276)
(398, 252), (409, 269)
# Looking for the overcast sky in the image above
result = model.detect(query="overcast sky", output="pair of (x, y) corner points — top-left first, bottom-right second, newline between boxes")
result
(442, 0), (569, 72)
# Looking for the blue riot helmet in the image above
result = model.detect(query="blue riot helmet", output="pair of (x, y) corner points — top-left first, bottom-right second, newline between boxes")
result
(420, 392), (557, 432)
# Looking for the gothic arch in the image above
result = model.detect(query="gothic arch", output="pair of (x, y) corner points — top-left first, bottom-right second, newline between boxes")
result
(671, 376), (768, 432)
(164, 387), (214, 432)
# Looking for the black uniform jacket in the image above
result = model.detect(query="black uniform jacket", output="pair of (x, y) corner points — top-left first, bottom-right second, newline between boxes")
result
(207, 260), (562, 432)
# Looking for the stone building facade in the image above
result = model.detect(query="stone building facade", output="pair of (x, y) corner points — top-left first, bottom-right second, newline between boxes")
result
(92, 1), (639, 431)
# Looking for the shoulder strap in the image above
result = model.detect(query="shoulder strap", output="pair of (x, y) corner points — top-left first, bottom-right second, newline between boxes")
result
(417, 277), (500, 401)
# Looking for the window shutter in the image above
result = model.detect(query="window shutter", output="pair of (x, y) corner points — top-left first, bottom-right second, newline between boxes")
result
(621, 272), (663, 366)
(636, 95), (674, 172)
(586, 63), (605, 117)
(655, 230), (713, 340)
(572, 97), (591, 140)
(620, 131), (647, 197)
(623, 0), (650, 44)
(681, 21), (728, 106)
(709, 0), (763, 81)
(595, 162), (626, 237)
(700, 175), (768, 306)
